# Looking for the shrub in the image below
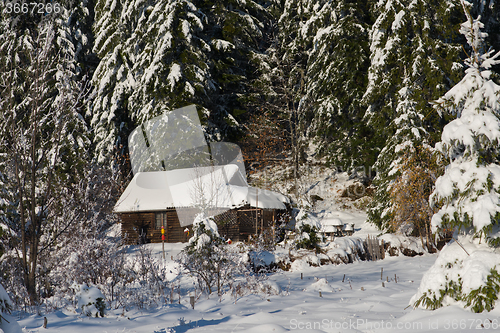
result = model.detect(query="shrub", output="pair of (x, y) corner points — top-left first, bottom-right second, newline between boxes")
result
(0, 283), (13, 322)
(73, 283), (106, 317)
(295, 224), (322, 253)
(178, 220), (235, 296)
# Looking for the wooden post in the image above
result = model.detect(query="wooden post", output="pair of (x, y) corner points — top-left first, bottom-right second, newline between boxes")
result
(165, 211), (168, 243)
(381, 239), (385, 259)
(381, 268), (383, 280)
(161, 225), (165, 260)
(255, 188), (259, 235)
(272, 213), (275, 241)
(261, 209), (263, 235)
(190, 296), (195, 309)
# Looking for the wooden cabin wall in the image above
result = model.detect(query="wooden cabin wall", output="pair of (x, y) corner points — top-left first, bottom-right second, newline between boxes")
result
(120, 212), (155, 245)
(120, 207), (289, 244)
(214, 209), (240, 241)
(120, 210), (192, 244)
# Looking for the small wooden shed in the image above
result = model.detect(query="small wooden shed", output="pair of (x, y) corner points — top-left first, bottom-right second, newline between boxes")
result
(114, 165), (290, 244)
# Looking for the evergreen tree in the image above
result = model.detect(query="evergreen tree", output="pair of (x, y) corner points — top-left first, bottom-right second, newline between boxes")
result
(367, 78), (435, 233)
(91, 0), (271, 165)
(65, 0), (99, 77)
(301, 0), (372, 170)
(429, 3), (500, 245)
(412, 2), (500, 312)
(246, 0), (312, 196)
(469, 0), (500, 65)
(364, 0), (464, 163)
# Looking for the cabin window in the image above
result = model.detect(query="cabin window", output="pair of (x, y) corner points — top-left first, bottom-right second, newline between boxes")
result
(155, 212), (167, 229)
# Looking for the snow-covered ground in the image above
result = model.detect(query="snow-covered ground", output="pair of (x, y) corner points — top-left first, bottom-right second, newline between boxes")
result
(15, 247), (500, 333)
(6, 169), (500, 332)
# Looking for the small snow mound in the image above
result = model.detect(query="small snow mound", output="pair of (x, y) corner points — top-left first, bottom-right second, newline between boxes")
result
(0, 314), (22, 333)
(259, 281), (281, 295)
(250, 251), (276, 268)
(73, 283), (105, 317)
(290, 259), (309, 272)
(309, 278), (334, 292)
(105, 223), (121, 238)
(380, 234), (426, 256)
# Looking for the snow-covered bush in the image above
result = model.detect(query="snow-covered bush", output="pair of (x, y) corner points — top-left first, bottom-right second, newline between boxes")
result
(295, 224), (322, 253)
(179, 215), (268, 298)
(411, 238), (500, 312)
(0, 283), (12, 322)
(73, 283), (105, 317)
(248, 249), (276, 272)
(0, 283), (22, 333)
(294, 209), (321, 230)
(178, 216), (233, 296)
(125, 245), (172, 309)
(414, 1), (500, 312)
(294, 210), (323, 253)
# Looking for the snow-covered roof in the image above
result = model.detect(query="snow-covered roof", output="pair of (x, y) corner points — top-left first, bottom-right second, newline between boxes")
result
(114, 164), (289, 215)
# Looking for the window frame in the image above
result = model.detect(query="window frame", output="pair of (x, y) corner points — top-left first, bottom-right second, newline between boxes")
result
(155, 212), (167, 230)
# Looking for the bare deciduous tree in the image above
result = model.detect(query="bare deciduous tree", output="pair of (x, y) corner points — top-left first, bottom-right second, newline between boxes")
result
(0, 23), (90, 305)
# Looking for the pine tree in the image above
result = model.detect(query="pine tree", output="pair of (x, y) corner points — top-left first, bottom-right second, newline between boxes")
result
(429, 2), (500, 245)
(364, 0), (464, 162)
(301, 0), (372, 170)
(91, 0), (271, 166)
(368, 77), (437, 234)
(412, 3), (500, 311)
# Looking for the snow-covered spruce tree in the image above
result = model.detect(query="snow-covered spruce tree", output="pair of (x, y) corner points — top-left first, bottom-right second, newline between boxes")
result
(364, 0), (464, 160)
(300, 0), (372, 170)
(0, 18), (91, 306)
(368, 77), (440, 242)
(412, 1), (500, 312)
(64, 0), (99, 77)
(91, 0), (270, 165)
(468, 0), (500, 63)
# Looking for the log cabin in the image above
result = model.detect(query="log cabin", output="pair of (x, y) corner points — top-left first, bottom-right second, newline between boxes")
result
(114, 164), (290, 244)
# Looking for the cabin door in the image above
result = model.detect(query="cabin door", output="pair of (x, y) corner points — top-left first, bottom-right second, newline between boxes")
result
(138, 224), (149, 244)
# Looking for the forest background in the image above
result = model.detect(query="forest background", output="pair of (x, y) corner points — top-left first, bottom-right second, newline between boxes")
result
(0, 0), (499, 309)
